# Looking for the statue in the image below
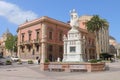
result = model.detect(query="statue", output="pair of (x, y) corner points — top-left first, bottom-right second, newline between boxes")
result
(57, 57), (60, 62)
(70, 9), (79, 28)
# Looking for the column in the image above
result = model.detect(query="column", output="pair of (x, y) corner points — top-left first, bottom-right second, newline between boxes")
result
(41, 43), (46, 63)
(62, 40), (67, 62)
(87, 49), (90, 61)
(40, 23), (47, 63)
(32, 44), (36, 59)
(117, 49), (119, 56)
(39, 45), (41, 59)
(24, 45), (27, 59)
(17, 46), (20, 58)
(40, 23), (47, 71)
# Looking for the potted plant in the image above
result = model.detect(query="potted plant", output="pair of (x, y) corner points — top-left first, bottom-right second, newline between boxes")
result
(89, 59), (98, 63)
(45, 59), (49, 63)
(17, 59), (22, 64)
(28, 60), (33, 64)
(6, 60), (12, 65)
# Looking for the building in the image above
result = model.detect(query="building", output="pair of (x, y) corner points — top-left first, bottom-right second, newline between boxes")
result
(79, 15), (109, 54)
(17, 16), (70, 62)
(17, 16), (97, 62)
(109, 36), (117, 46)
(0, 29), (13, 56)
(116, 44), (120, 56)
(109, 36), (117, 56)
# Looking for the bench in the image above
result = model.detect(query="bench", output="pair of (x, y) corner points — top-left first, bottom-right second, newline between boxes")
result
(69, 65), (87, 72)
(48, 64), (63, 72)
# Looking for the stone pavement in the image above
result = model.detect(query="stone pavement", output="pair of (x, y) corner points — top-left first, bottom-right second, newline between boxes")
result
(0, 60), (120, 80)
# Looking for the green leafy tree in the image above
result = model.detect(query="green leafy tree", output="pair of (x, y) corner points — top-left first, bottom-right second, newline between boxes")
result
(13, 35), (17, 52)
(86, 15), (109, 59)
(5, 35), (17, 53)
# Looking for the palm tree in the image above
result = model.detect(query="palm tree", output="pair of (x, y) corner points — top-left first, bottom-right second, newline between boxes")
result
(86, 15), (109, 59)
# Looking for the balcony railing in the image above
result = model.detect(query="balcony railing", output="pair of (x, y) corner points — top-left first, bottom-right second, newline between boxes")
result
(33, 39), (41, 43)
(85, 43), (95, 48)
(20, 39), (41, 45)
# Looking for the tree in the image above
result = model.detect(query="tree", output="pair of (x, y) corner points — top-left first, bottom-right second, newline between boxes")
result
(86, 15), (109, 59)
(5, 35), (17, 55)
(100, 53), (114, 60)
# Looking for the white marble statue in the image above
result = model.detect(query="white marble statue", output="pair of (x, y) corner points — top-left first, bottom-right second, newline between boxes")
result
(62, 9), (84, 62)
(70, 9), (79, 28)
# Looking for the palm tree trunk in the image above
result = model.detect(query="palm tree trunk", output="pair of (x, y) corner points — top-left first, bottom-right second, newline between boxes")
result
(95, 31), (100, 60)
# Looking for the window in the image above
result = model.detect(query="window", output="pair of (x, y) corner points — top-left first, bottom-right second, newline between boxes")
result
(48, 45), (53, 52)
(59, 32), (62, 41)
(29, 33), (31, 41)
(59, 46), (63, 52)
(21, 47), (24, 52)
(28, 46), (31, 52)
(21, 33), (24, 42)
(36, 31), (39, 40)
(32, 49), (35, 55)
(36, 29), (40, 40)
(36, 45), (39, 52)
(49, 31), (52, 40)
(28, 30), (32, 41)
(70, 46), (76, 52)
(82, 22), (85, 25)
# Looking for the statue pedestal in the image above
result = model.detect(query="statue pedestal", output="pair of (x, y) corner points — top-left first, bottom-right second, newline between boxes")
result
(63, 54), (84, 62)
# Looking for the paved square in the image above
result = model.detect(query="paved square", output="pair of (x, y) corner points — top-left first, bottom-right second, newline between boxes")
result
(0, 60), (120, 80)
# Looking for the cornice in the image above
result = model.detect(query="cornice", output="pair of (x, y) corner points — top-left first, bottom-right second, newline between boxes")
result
(18, 16), (70, 30)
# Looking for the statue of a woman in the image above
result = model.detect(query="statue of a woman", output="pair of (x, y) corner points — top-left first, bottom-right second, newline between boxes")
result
(70, 9), (79, 28)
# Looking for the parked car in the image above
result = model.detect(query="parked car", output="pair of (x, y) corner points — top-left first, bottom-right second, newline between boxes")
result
(0, 52), (3, 58)
(0, 61), (4, 65)
(11, 56), (19, 62)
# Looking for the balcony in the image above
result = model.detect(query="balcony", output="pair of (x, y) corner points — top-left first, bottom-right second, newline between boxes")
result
(25, 40), (33, 44)
(33, 39), (41, 44)
(20, 40), (33, 45)
(85, 43), (95, 48)
(20, 39), (41, 45)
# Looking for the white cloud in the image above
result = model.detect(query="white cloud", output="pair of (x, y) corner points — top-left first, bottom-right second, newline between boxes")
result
(0, 1), (38, 25)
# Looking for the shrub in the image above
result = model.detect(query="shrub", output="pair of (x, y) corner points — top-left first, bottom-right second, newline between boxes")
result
(116, 56), (120, 59)
(28, 60), (33, 64)
(45, 59), (49, 63)
(89, 59), (98, 63)
(17, 59), (22, 64)
(97, 59), (102, 62)
(6, 60), (12, 65)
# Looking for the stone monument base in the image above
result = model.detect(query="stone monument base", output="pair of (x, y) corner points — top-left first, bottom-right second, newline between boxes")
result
(41, 62), (106, 72)
(62, 54), (84, 62)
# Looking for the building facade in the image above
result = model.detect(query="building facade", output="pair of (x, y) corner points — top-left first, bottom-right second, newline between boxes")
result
(0, 29), (13, 56)
(109, 36), (117, 56)
(17, 16), (69, 62)
(17, 16), (96, 62)
(79, 15), (109, 54)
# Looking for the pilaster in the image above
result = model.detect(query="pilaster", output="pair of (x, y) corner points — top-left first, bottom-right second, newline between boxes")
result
(41, 23), (47, 63)
(17, 46), (20, 58)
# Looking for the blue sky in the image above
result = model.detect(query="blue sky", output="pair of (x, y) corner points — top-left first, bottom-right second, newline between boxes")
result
(0, 0), (120, 42)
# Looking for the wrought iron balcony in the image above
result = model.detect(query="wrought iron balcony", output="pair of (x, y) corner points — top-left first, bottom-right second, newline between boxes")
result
(20, 40), (33, 45)
(33, 39), (41, 43)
